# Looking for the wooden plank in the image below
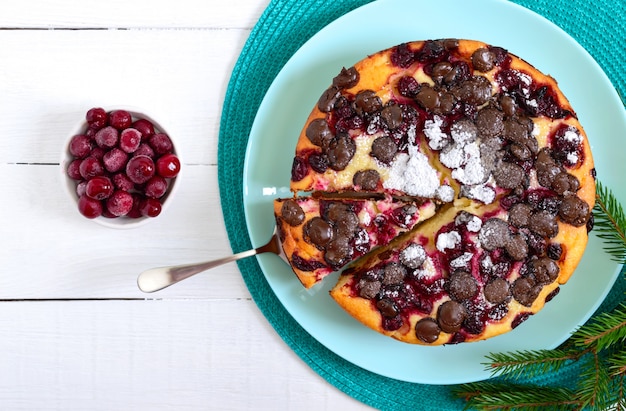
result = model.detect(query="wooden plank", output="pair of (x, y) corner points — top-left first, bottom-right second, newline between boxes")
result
(0, 163), (267, 299)
(0, 299), (369, 410)
(0, 0), (267, 29)
(0, 28), (252, 165)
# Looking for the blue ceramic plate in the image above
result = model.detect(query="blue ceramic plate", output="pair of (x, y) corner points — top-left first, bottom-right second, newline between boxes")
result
(242, 0), (625, 384)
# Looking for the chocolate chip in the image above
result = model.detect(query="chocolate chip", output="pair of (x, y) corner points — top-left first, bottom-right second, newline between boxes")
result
(531, 256), (560, 284)
(476, 107), (504, 139)
(382, 262), (407, 285)
(376, 298), (399, 318)
(438, 92), (457, 114)
(559, 194), (590, 227)
(333, 66), (359, 89)
(471, 48), (496, 72)
(510, 143), (532, 160)
(437, 300), (467, 333)
(306, 118), (333, 147)
(354, 90), (383, 115)
(509, 203), (532, 227)
(415, 85), (440, 110)
(479, 218), (511, 251)
(335, 211), (359, 236)
(431, 62), (454, 82)
(529, 210), (559, 238)
(500, 94), (517, 117)
(326, 133), (356, 171)
(484, 278), (510, 304)
(448, 271), (478, 301)
(370, 136), (398, 164)
(551, 172), (580, 195)
(353, 169), (380, 191)
(324, 238), (352, 267)
(415, 318), (441, 343)
(536, 148), (562, 188)
(453, 75), (492, 106)
(505, 233), (529, 261)
(503, 118), (530, 144)
(512, 277), (541, 307)
(308, 152), (329, 173)
(381, 105), (403, 130)
(304, 217), (333, 248)
(493, 161), (524, 190)
(318, 86), (340, 112)
(357, 278), (381, 299)
(399, 243), (427, 269)
(280, 199), (305, 227)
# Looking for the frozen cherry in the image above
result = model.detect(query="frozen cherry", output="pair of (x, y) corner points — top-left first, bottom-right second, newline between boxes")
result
(144, 176), (168, 198)
(127, 194), (144, 218)
(86, 107), (108, 129)
(79, 156), (104, 179)
(134, 143), (155, 158)
(109, 110), (132, 130)
(119, 128), (141, 153)
(67, 159), (83, 180)
(156, 153), (181, 178)
(139, 197), (162, 217)
(149, 133), (173, 155)
(112, 172), (134, 191)
(103, 148), (129, 173)
(69, 135), (93, 158)
(76, 181), (87, 197)
(78, 195), (103, 219)
(105, 190), (134, 216)
(95, 126), (119, 148)
(85, 176), (114, 200)
(132, 118), (155, 140)
(126, 155), (155, 184)
(90, 146), (105, 160)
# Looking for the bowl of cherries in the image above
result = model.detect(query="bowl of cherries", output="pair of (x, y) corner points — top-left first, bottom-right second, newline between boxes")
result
(64, 107), (181, 228)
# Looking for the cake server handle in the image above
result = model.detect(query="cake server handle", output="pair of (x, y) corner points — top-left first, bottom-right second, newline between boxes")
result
(137, 228), (283, 293)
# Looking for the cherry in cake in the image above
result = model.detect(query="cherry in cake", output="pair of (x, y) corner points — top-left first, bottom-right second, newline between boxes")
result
(275, 39), (595, 345)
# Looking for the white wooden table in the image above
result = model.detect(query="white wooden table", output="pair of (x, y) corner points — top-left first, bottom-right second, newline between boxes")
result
(0, 1), (371, 409)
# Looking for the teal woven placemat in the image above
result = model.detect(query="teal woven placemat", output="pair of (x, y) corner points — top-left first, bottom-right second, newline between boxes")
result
(218, 1), (626, 409)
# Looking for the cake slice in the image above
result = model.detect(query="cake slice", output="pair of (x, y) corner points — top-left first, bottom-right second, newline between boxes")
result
(274, 195), (437, 288)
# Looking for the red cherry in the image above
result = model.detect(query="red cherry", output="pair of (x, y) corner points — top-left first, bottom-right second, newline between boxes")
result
(78, 195), (103, 218)
(86, 107), (108, 129)
(109, 110), (133, 130)
(126, 155), (155, 184)
(85, 176), (114, 200)
(156, 153), (181, 178)
(139, 197), (162, 217)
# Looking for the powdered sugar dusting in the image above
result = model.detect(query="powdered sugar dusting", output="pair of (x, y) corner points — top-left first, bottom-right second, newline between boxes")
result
(436, 230), (461, 252)
(424, 115), (449, 150)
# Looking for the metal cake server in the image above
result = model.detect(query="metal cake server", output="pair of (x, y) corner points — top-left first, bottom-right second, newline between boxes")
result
(137, 228), (283, 293)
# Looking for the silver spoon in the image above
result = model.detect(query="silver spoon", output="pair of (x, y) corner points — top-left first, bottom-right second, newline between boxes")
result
(137, 228), (283, 293)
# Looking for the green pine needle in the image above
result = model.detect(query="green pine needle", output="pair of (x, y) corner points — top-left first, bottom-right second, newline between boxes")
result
(569, 303), (626, 351)
(575, 351), (613, 409)
(608, 349), (626, 377)
(593, 181), (626, 263)
(452, 382), (578, 410)
(483, 349), (581, 380)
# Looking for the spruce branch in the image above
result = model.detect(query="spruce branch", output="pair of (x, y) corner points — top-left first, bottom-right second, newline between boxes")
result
(452, 382), (578, 410)
(483, 349), (583, 380)
(593, 181), (626, 263)
(608, 348), (626, 377)
(569, 303), (626, 351)
(576, 351), (613, 409)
